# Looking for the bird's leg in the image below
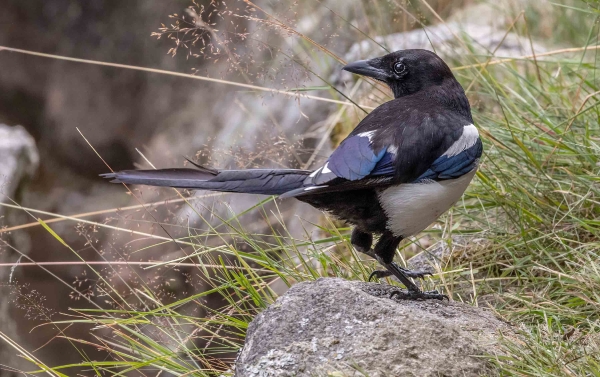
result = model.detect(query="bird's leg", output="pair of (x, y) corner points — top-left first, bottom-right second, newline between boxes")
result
(351, 229), (405, 280)
(355, 229), (432, 281)
(351, 228), (433, 281)
(365, 231), (418, 290)
(368, 231), (447, 301)
(351, 228), (373, 254)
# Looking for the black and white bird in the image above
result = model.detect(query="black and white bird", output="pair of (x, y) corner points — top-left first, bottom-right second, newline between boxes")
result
(102, 49), (482, 300)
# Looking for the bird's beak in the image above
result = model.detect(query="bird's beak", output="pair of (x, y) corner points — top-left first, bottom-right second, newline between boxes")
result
(342, 58), (388, 81)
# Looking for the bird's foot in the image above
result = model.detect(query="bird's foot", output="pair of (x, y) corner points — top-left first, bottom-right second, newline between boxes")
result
(368, 262), (432, 281)
(369, 259), (447, 301)
(389, 289), (448, 301)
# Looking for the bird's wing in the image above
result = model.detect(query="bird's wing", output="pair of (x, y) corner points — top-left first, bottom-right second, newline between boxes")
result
(416, 131), (482, 181)
(305, 130), (392, 185)
(281, 101), (481, 198)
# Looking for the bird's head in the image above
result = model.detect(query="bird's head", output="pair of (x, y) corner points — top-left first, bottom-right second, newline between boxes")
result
(343, 49), (457, 99)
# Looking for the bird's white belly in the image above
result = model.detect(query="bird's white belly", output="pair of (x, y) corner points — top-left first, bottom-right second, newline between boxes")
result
(377, 169), (477, 237)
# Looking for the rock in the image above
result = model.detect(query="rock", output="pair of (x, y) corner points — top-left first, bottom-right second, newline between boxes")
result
(235, 278), (512, 377)
(342, 21), (546, 68)
(0, 125), (39, 198)
(0, 124), (39, 254)
(0, 124), (39, 373)
(334, 1), (549, 89)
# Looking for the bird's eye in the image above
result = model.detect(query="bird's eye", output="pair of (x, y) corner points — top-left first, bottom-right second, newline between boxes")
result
(393, 62), (406, 75)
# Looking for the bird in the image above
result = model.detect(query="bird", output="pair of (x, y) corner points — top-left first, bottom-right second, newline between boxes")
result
(102, 49), (482, 301)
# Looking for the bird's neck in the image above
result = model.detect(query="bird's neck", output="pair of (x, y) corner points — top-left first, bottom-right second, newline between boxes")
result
(392, 79), (472, 121)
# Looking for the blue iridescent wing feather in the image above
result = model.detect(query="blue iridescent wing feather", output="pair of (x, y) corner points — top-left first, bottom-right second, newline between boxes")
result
(309, 133), (392, 185)
(327, 134), (386, 180)
(416, 138), (482, 182)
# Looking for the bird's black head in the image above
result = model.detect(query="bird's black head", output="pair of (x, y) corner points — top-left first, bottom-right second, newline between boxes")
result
(343, 49), (458, 99)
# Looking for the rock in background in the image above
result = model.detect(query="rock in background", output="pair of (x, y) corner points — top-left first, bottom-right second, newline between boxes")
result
(235, 278), (513, 377)
(0, 125), (39, 373)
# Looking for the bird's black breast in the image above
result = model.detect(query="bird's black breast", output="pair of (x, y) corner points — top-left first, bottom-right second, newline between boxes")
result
(298, 189), (389, 233)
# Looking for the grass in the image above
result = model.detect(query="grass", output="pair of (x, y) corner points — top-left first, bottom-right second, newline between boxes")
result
(2, 0), (600, 375)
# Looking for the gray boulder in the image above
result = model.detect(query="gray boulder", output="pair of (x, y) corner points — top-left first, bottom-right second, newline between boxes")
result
(0, 124), (39, 373)
(235, 278), (512, 377)
(0, 125), (39, 199)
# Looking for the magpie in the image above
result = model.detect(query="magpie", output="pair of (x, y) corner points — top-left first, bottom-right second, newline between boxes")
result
(102, 49), (482, 301)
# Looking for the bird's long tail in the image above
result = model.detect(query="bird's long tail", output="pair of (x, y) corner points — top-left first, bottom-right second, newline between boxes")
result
(101, 165), (312, 196)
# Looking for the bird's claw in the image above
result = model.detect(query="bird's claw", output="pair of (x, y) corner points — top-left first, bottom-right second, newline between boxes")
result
(368, 270), (391, 282)
(401, 268), (433, 279)
(365, 255), (444, 301)
(389, 289), (449, 301)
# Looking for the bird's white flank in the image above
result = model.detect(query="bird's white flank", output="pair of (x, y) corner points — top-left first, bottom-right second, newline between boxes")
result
(378, 169), (477, 237)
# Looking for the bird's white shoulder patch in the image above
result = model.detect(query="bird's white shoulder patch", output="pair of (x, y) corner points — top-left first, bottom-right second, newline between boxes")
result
(321, 162), (332, 174)
(443, 124), (479, 157)
(358, 130), (376, 141)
